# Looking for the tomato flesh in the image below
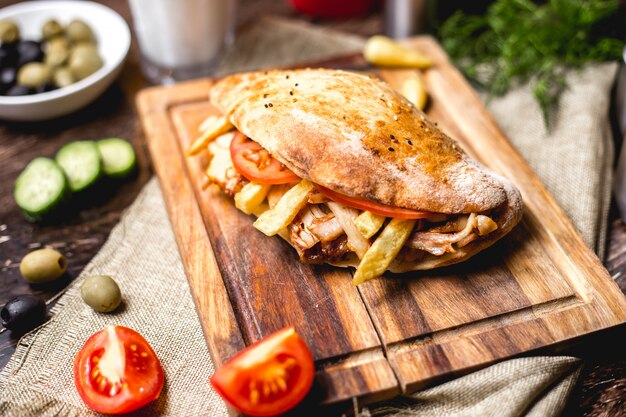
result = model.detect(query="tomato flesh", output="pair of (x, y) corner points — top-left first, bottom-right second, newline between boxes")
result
(210, 326), (314, 417)
(319, 186), (434, 219)
(229, 131), (434, 219)
(230, 131), (300, 185)
(74, 326), (164, 414)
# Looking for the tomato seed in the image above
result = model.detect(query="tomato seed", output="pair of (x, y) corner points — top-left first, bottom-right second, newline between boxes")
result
(250, 389), (260, 405)
(277, 377), (287, 392)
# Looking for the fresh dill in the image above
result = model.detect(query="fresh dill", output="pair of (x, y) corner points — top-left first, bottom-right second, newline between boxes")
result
(439, 0), (625, 126)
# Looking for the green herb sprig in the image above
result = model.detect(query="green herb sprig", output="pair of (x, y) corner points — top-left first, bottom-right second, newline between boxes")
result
(439, 0), (624, 126)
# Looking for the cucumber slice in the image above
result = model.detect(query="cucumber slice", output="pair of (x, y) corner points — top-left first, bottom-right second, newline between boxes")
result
(55, 141), (103, 192)
(14, 157), (69, 221)
(97, 138), (136, 178)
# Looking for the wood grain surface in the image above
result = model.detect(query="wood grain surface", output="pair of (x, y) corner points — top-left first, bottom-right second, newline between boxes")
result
(138, 84), (399, 408)
(1, 0), (625, 415)
(136, 37), (626, 410)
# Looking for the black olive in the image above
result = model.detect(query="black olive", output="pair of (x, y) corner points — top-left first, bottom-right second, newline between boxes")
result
(35, 82), (56, 94)
(0, 67), (16, 95)
(0, 45), (18, 67)
(16, 40), (43, 67)
(1, 295), (47, 332)
(1, 66), (16, 85)
(4, 84), (32, 96)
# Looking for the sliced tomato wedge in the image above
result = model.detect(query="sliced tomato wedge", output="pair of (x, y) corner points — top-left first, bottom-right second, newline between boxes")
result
(319, 186), (434, 219)
(211, 326), (314, 417)
(230, 131), (300, 185)
(74, 326), (164, 414)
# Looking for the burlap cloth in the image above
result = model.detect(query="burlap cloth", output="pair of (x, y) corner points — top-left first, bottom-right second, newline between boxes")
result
(0, 17), (618, 417)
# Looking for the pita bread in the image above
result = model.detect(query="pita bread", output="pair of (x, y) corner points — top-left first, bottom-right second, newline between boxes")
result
(208, 68), (523, 272)
(211, 68), (510, 214)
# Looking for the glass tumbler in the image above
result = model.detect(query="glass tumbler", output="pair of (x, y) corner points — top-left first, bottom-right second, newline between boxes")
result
(128, 0), (235, 84)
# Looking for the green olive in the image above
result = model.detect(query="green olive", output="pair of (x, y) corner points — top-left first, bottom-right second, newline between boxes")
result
(17, 63), (52, 88)
(69, 44), (103, 80)
(0, 20), (20, 43)
(53, 67), (75, 88)
(80, 275), (122, 313)
(72, 42), (98, 55)
(47, 36), (70, 50)
(44, 43), (69, 67)
(42, 19), (63, 40)
(65, 19), (94, 43)
(19, 248), (67, 284)
(73, 40), (97, 49)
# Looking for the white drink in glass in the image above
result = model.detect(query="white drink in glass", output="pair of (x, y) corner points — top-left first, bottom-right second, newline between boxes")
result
(128, 0), (235, 84)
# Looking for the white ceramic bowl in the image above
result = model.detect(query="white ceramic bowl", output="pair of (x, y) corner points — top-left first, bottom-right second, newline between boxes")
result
(0, 1), (130, 121)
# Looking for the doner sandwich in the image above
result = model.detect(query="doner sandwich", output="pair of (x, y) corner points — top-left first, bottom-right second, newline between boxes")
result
(189, 69), (523, 285)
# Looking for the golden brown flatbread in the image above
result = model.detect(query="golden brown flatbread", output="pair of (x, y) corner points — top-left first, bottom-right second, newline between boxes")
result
(211, 68), (511, 214)
(208, 68), (523, 272)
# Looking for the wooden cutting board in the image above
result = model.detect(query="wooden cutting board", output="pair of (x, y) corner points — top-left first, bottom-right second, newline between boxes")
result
(136, 36), (626, 412)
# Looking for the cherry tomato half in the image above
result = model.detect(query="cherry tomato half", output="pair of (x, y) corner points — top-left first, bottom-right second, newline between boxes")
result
(74, 326), (164, 414)
(318, 186), (434, 219)
(230, 131), (300, 185)
(210, 326), (314, 417)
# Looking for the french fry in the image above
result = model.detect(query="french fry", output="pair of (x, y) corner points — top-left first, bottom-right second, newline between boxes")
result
(354, 211), (385, 239)
(187, 116), (233, 156)
(401, 73), (428, 110)
(198, 115), (218, 132)
(251, 202), (269, 217)
(235, 182), (271, 215)
(206, 148), (232, 184)
(209, 131), (236, 152)
(253, 180), (315, 236)
(364, 35), (433, 69)
(267, 184), (291, 209)
(353, 218), (416, 286)
(249, 202), (290, 241)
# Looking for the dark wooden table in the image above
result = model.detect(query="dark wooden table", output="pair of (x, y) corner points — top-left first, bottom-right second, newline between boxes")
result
(0, 1), (624, 416)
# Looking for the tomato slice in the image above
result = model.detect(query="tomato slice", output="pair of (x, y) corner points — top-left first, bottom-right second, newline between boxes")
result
(74, 326), (164, 414)
(230, 131), (300, 184)
(210, 326), (314, 417)
(319, 186), (434, 219)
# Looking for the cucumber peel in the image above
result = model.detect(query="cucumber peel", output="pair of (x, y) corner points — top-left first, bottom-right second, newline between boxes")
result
(14, 157), (69, 222)
(97, 138), (136, 178)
